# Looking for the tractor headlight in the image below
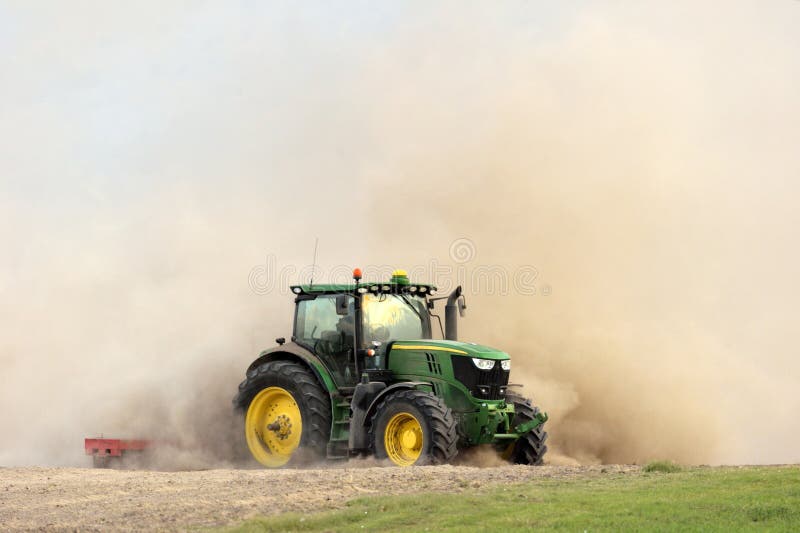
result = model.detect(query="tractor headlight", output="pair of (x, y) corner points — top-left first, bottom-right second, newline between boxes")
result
(500, 360), (511, 371)
(471, 358), (495, 370)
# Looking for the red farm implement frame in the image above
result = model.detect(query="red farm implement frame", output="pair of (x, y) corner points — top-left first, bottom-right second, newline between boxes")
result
(84, 438), (153, 468)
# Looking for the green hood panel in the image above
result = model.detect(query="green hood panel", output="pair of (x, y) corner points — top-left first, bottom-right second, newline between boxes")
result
(391, 340), (509, 360)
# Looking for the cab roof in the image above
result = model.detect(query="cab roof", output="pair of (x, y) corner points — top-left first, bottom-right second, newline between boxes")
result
(290, 281), (437, 296)
(290, 269), (436, 296)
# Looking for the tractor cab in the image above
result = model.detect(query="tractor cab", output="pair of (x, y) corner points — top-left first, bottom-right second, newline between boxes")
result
(290, 270), (435, 386)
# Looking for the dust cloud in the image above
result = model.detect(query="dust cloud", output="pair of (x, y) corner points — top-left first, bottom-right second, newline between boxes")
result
(1, 3), (799, 467)
(355, 2), (800, 465)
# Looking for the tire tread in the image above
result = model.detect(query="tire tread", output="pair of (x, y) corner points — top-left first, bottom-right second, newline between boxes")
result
(506, 391), (548, 465)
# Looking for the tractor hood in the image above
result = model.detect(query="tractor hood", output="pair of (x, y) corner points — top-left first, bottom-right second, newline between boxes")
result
(390, 340), (510, 360)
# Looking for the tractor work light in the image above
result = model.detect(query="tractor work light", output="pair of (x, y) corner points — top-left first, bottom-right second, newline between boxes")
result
(408, 286), (417, 292)
(500, 360), (511, 371)
(381, 285), (391, 291)
(418, 286), (428, 293)
(292, 287), (302, 294)
(471, 358), (495, 370)
(369, 285), (379, 292)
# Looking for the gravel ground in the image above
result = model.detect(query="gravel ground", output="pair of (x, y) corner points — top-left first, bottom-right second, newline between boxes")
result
(0, 464), (639, 531)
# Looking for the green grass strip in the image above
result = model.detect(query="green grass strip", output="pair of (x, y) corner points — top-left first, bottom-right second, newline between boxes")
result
(225, 466), (800, 532)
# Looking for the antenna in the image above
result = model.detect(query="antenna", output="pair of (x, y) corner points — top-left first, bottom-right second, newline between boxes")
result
(309, 237), (319, 287)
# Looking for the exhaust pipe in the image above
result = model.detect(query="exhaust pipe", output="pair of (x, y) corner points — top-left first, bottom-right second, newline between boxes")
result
(445, 286), (462, 341)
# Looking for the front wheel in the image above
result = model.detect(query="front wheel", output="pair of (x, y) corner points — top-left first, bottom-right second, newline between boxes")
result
(370, 389), (458, 467)
(505, 391), (548, 465)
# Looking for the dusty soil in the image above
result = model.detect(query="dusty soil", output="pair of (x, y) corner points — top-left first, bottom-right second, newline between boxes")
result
(0, 464), (639, 531)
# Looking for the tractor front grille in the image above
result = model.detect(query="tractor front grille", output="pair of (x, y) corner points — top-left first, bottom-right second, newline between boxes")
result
(451, 355), (510, 400)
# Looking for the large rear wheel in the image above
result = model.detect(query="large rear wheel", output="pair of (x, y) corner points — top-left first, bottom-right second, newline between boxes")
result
(505, 391), (548, 465)
(234, 360), (331, 468)
(370, 389), (458, 467)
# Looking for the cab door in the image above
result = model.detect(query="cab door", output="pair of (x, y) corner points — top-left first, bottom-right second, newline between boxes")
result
(293, 294), (358, 386)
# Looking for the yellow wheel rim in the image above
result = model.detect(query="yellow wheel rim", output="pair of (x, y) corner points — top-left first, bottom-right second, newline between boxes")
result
(384, 412), (423, 466)
(245, 386), (302, 467)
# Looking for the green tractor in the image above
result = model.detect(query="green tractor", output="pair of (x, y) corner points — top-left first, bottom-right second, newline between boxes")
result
(233, 268), (548, 467)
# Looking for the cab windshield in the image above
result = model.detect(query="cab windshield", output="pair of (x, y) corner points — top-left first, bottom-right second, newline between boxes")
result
(361, 293), (431, 346)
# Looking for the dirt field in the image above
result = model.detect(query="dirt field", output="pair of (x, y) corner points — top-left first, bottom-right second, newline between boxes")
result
(0, 464), (638, 531)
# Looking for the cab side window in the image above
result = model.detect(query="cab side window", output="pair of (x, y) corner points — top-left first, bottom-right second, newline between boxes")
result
(295, 295), (357, 385)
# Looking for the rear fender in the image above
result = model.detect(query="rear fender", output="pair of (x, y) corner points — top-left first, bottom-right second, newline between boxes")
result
(241, 342), (337, 399)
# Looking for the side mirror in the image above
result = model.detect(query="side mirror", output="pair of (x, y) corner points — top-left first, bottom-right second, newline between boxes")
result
(457, 295), (467, 317)
(335, 294), (349, 315)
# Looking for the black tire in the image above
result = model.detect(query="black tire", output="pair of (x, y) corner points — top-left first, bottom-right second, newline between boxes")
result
(370, 389), (458, 466)
(233, 360), (331, 466)
(506, 391), (548, 465)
